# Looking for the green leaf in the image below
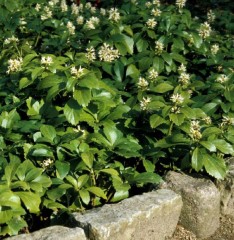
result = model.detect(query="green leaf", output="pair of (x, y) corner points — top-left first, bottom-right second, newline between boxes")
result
(64, 99), (82, 125)
(100, 168), (119, 176)
(55, 161), (70, 179)
(4, 159), (20, 185)
(136, 39), (148, 52)
(87, 186), (107, 200)
(0, 191), (21, 208)
(126, 64), (140, 78)
(150, 115), (166, 128)
(81, 152), (94, 169)
(202, 127), (222, 138)
(111, 33), (134, 54)
(30, 144), (54, 158)
(191, 147), (204, 172)
(4, 0), (19, 11)
(23, 53), (38, 66)
(32, 175), (51, 188)
(143, 159), (155, 173)
(200, 141), (216, 152)
(79, 73), (99, 89)
(212, 139), (234, 154)
(139, 57), (152, 71)
(171, 53), (186, 63)
(133, 172), (161, 184)
(74, 89), (91, 107)
(191, 33), (203, 48)
(19, 77), (32, 89)
(169, 113), (185, 126)
(172, 38), (184, 51)
(162, 53), (173, 66)
(114, 61), (125, 81)
(0, 210), (13, 224)
(77, 174), (89, 188)
(79, 189), (90, 205)
(26, 97), (44, 116)
(152, 83), (174, 93)
(16, 192), (41, 213)
(110, 190), (129, 202)
(47, 187), (68, 201)
(153, 57), (164, 73)
(40, 125), (57, 143)
(203, 154), (227, 180)
(103, 123), (122, 147)
(31, 67), (44, 81)
(7, 217), (27, 236)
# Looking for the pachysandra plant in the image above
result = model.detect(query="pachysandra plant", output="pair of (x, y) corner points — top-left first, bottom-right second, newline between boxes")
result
(0, 0), (234, 237)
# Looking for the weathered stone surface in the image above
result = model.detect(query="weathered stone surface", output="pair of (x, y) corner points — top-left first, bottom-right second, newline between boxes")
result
(216, 157), (234, 218)
(160, 171), (220, 239)
(73, 189), (182, 240)
(6, 226), (87, 240)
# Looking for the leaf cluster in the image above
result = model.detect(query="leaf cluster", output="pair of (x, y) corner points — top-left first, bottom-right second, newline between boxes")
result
(0, 0), (234, 236)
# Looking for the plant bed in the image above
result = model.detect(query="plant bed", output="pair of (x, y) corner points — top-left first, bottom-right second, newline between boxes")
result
(0, 0), (234, 237)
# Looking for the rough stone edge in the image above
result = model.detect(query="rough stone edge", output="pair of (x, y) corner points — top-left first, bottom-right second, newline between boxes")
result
(73, 189), (182, 240)
(5, 225), (87, 240)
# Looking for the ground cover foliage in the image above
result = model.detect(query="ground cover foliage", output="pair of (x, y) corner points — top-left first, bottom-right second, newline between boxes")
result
(0, 0), (234, 237)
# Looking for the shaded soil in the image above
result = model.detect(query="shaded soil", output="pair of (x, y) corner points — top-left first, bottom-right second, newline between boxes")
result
(168, 215), (234, 240)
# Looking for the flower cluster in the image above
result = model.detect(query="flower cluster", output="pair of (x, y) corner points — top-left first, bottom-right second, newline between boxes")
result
(98, 43), (120, 62)
(41, 158), (54, 170)
(190, 120), (202, 141)
(71, 3), (79, 15)
(85, 17), (100, 30)
(176, 0), (186, 9)
(178, 63), (186, 73)
(220, 116), (234, 128)
(86, 46), (96, 62)
(140, 96), (152, 110)
(41, 6), (53, 20)
(207, 10), (216, 23)
(170, 93), (184, 105)
(77, 16), (84, 25)
(60, 0), (68, 12)
(170, 93), (184, 113)
(137, 77), (149, 89)
(211, 44), (219, 55)
(67, 21), (75, 35)
(155, 41), (164, 55)
(7, 57), (23, 74)
(109, 8), (121, 22)
(148, 69), (158, 80)
(198, 22), (212, 39)
(70, 66), (84, 78)
(151, 8), (161, 17)
(216, 74), (228, 84)
(146, 18), (157, 29)
(178, 72), (190, 85)
(153, 0), (161, 7)
(41, 56), (53, 68)
(35, 3), (41, 12)
(85, 46), (96, 62)
(4, 36), (19, 45)
(203, 116), (212, 125)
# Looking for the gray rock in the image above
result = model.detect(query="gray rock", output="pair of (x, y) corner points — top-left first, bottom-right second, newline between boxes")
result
(6, 226), (87, 240)
(159, 171), (220, 239)
(73, 189), (182, 240)
(216, 157), (234, 218)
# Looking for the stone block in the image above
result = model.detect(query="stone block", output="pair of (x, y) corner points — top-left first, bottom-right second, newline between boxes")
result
(73, 189), (182, 240)
(6, 226), (87, 240)
(160, 171), (220, 239)
(216, 157), (234, 218)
